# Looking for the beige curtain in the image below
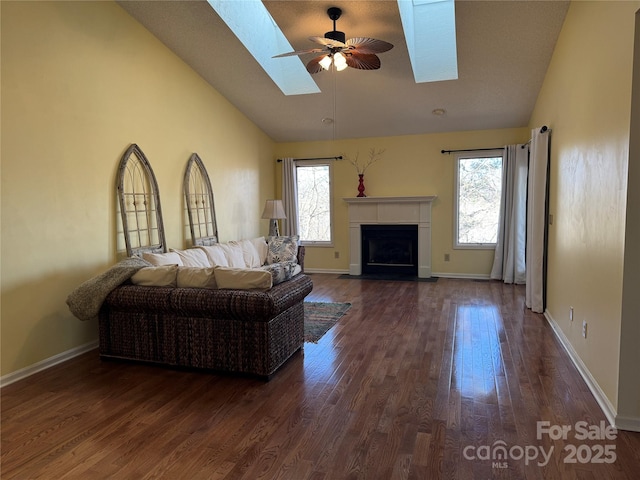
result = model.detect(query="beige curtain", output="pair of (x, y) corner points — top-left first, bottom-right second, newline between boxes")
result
(526, 127), (551, 313)
(491, 144), (528, 284)
(281, 158), (299, 236)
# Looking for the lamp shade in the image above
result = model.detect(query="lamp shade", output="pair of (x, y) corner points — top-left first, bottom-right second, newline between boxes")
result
(262, 199), (286, 237)
(261, 199), (286, 220)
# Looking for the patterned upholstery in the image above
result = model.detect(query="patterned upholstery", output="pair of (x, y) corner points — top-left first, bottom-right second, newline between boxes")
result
(99, 273), (313, 378)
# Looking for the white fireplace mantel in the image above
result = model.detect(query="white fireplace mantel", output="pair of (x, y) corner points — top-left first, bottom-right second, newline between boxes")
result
(343, 196), (437, 278)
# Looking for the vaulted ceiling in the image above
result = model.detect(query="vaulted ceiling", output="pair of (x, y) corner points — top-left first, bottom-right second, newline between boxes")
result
(118, 1), (570, 143)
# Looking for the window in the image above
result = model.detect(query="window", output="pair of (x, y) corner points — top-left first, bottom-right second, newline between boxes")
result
(296, 161), (333, 245)
(454, 151), (504, 248)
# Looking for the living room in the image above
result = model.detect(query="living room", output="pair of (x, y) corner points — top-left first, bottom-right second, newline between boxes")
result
(2, 0), (639, 476)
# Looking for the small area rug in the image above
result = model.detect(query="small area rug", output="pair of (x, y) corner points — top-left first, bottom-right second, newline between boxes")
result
(304, 302), (352, 343)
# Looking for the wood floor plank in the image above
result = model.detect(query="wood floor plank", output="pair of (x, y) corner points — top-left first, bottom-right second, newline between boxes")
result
(2, 275), (639, 479)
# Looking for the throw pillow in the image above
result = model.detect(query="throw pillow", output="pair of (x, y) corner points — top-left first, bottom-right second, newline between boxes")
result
(142, 251), (184, 266)
(170, 248), (211, 268)
(218, 241), (246, 268)
(214, 266), (272, 290)
(250, 236), (269, 265)
(266, 235), (299, 264)
(260, 260), (300, 285)
(197, 245), (229, 267)
(217, 240), (245, 268)
(238, 239), (263, 268)
(131, 265), (178, 287)
(176, 267), (217, 289)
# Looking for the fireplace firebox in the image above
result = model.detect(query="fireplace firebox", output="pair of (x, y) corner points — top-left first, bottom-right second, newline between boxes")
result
(361, 224), (419, 275)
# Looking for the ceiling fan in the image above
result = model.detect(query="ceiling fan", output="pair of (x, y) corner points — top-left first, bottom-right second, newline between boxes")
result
(273, 7), (393, 74)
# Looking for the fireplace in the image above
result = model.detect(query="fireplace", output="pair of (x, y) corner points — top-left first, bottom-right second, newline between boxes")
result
(361, 224), (418, 275)
(344, 196), (436, 278)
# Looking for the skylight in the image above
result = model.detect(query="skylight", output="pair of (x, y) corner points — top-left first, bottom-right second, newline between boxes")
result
(208, 0), (458, 95)
(207, 0), (320, 96)
(397, 0), (458, 83)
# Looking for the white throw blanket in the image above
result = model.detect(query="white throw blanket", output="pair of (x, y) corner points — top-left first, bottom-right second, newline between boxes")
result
(66, 257), (151, 321)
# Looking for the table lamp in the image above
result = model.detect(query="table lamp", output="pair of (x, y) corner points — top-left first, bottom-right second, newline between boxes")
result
(261, 199), (286, 236)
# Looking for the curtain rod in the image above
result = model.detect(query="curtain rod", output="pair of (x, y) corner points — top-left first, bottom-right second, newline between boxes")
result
(441, 147), (502, 155)
(277, 156), (343, 162)
(521, 125), (549, 149)
(442, 125), (549, 154)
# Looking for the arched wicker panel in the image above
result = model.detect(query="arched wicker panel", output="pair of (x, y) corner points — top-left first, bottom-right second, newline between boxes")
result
(116, 144), (167, 257)
(184, 153), (218, 246)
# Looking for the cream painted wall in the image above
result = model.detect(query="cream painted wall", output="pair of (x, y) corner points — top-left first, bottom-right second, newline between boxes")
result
(1, 1), (274, 376)
(275, 128), (529, 277)
(529, 1), (640, 415)
(618, 8), (640, 427)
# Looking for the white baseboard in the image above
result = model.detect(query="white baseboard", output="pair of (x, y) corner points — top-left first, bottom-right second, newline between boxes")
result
(431, 272), (491, 280)
(305, 269), (492, 280)
(304, 268), (491, 280)
(0, 340), (98, 388)
(548, 316), (640, 432)
(614, 415), (640, 432)
(543, 311), (618, 428)
(304, 268), (350, 274)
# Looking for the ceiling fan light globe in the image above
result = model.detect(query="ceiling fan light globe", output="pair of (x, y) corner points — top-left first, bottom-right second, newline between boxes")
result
(334, 52), (348, 69)
(319, 55), (332, 70)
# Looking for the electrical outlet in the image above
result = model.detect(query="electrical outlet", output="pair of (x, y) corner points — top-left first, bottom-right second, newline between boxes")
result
(334, 251), (340, 259)
(570, 307), (573, 322)
(444, 253), (450, 262)
(582, 320), (588, 338)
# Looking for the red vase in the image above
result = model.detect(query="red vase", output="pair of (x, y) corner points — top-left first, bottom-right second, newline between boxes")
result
(357, 174), (366, 197)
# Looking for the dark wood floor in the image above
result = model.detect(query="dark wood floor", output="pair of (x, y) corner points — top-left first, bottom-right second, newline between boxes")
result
(2, 274), (639, 479)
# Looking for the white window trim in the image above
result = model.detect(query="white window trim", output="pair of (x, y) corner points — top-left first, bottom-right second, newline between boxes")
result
(296, 159), (334, 247)
(453, 149), (504, 250)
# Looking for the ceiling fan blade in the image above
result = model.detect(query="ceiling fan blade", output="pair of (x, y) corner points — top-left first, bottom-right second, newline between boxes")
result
(273, 48), (324, 58)
(346, 52), (381, 70)
(346, 37), (394, 54)
(306, 55), (327, 74)
(309, 36), (346, 48)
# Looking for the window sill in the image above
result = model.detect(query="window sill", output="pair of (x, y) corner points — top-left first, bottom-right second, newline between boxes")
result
(454, 244), (496, 250)
(300, 241), (334, 248)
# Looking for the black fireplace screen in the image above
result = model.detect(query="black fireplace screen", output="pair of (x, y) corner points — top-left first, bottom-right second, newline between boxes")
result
(361, 224), (418, 275)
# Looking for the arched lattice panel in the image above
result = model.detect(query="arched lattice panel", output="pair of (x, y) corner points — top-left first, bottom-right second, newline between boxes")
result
(116, 144), (167, 257)
(184, 153), (218, 246)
